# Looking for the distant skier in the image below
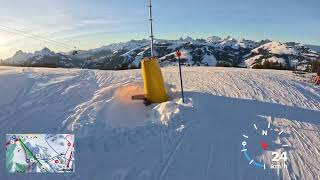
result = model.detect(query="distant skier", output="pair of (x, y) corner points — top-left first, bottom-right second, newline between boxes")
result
(315, 70), (320, 85)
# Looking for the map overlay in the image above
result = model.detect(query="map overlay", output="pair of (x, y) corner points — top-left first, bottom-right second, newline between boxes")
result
(6, 134), (75, 173)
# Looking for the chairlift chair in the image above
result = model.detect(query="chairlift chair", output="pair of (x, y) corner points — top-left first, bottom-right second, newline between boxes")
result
(72, 47), (78, 55)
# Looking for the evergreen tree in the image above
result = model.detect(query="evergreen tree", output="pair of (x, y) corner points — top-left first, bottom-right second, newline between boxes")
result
(310, 60), (320, 72)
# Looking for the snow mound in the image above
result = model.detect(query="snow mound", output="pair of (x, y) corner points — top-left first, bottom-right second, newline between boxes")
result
(151, 98), (193, 125)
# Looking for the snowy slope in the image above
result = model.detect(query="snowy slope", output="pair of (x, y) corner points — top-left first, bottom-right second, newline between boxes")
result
(1, 66), (320, 180)
(245, 42), (319, 69)
(251, 42), (298, 55)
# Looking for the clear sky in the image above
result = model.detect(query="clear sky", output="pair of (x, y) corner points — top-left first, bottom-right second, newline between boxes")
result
(0, 0), (319, 59)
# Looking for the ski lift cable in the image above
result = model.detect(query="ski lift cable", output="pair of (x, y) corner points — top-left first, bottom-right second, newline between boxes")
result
(0, 27), (70, 50)
(0, 25), (74, 50)
(0, 24), (73, 48)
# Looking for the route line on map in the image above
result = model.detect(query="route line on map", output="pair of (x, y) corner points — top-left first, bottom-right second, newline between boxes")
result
(44, 134), (73, 165)
(67, 151), (73, 168)
(44, 134), (61, 155)
(45, 135), (73, 155)
(18, 139), (47, 172)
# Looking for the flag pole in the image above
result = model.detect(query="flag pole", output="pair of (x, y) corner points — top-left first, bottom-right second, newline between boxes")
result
(176, 50), (185, 103)
(148, 0), (155, 57)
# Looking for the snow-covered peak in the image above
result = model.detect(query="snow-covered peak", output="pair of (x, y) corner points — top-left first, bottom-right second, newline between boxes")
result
(92, 39), (150, 53)
(15, 50), (25, 55)
(176, 36), (196, 43)
(206, 36), (222, 43)
(220, 37), (238, 48)
(218, 36), (256, 49)
(33, 47), (56, 57)
(13, 50), (31, 57)
(224, 36), (234, 41)
(4, 50), (32, 64)
(183, 36), (194, 42)
(252, 41), (298, 55)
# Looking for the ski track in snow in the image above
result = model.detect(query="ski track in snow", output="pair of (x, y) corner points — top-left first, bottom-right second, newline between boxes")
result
(205, 143), (214, 180)
(0, 66), (320, 180)
(158, 126), (188, 180)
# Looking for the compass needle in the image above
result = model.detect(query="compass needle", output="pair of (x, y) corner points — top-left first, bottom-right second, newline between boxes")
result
(241, 122), (289, 170)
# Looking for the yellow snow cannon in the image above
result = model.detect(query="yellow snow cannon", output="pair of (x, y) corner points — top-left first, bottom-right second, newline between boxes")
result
(140, 57), (168, 104)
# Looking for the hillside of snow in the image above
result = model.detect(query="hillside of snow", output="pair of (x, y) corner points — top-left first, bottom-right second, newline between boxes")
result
(1, 66), (320, 180)
(245, 42), (319, 68)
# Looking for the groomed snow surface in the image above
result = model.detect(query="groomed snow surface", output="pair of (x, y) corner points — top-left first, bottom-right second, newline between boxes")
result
(1, 66), (320, 180)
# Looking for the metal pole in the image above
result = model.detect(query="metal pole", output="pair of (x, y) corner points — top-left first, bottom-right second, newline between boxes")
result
(177, 51), (185, 103)
(148, 0), (154, 57)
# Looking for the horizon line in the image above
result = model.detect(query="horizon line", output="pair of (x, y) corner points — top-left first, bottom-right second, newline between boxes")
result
(1, 35), (320, 59)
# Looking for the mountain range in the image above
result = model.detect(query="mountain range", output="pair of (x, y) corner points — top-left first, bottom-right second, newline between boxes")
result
(1, 36), (319, 70)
